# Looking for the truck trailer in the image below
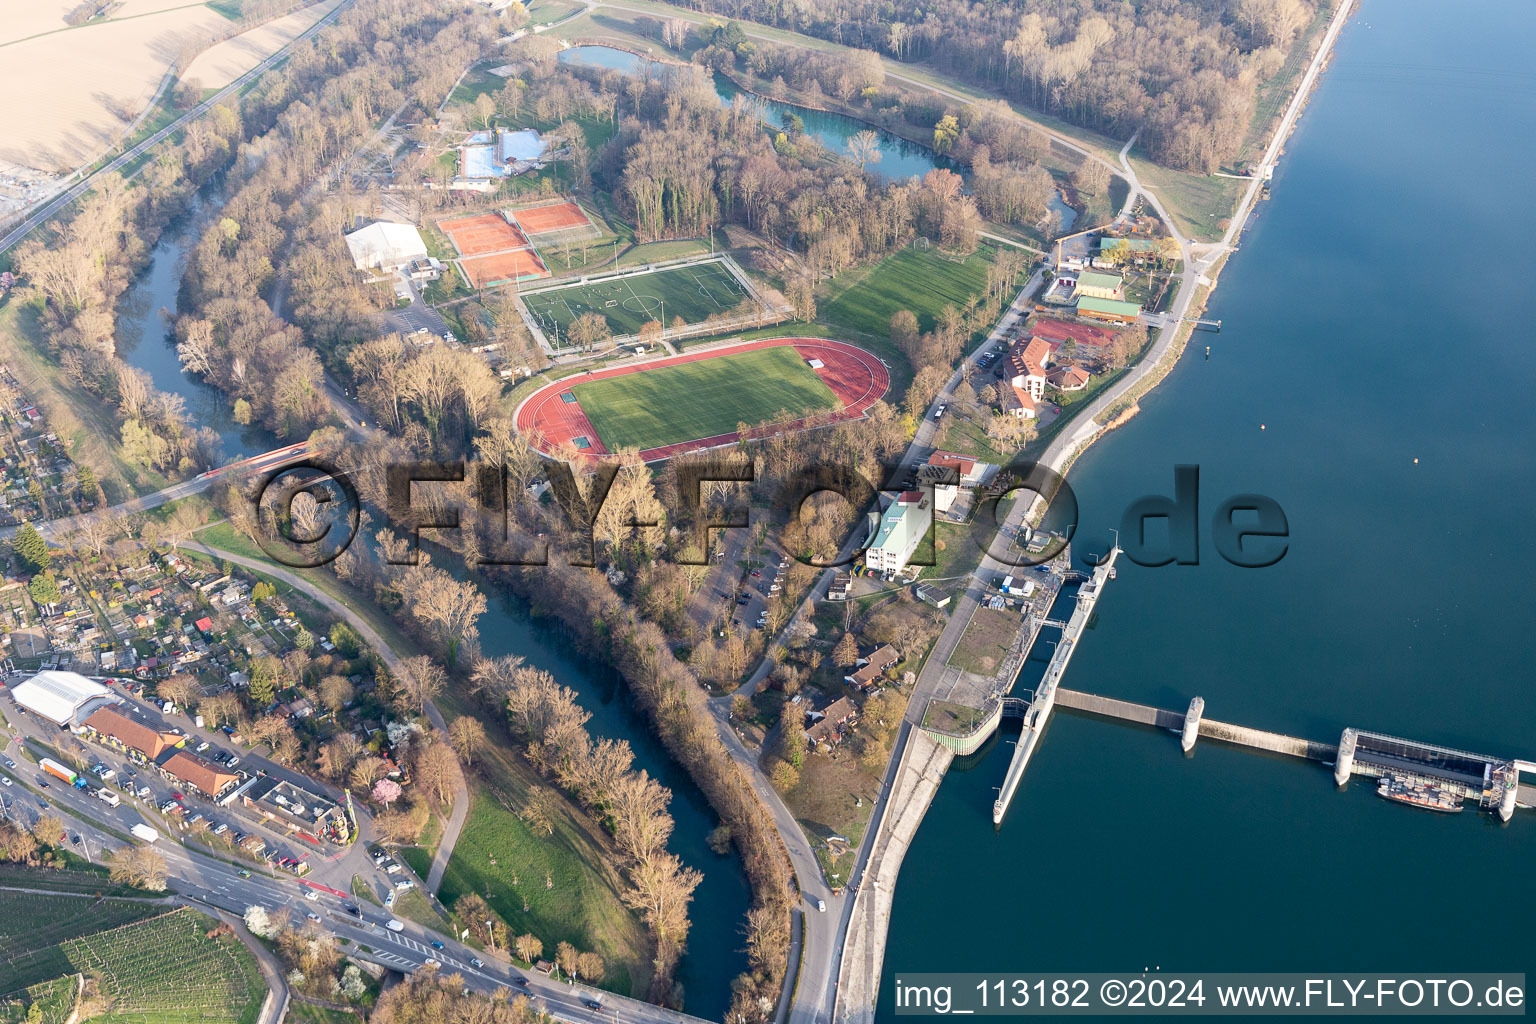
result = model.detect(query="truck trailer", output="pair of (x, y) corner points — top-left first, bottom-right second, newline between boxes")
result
(40, 758), (86, 789)
(130, 823), (159, 844)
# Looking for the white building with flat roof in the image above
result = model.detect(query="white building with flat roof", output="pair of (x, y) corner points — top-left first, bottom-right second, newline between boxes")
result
(12, 670), (114, 726)
(345, 221), (428, 274)
(864, 491), (932, 574)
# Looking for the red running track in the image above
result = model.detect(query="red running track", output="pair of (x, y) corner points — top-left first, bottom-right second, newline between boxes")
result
(514, 337), (890, 464)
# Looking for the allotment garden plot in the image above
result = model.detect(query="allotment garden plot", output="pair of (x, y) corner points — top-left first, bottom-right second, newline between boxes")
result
(519, 258), (757, 339)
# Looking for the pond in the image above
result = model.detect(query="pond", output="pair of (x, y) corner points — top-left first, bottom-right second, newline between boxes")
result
(560, 44), (954, 182)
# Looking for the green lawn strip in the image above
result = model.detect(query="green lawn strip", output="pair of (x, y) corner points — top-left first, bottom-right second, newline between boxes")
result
(350, 876), (382, 907)
(388, 887), (449, 931)
(526, 0), (584, 25)
(571, 345), (838, 451)
(781, 750), (876, 889)
(434, 791), (643, 998)
(819, 244), (995, 338)
(287, 1001), (361, 1024)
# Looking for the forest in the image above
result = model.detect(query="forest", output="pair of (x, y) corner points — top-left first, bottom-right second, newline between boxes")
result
(663, 0), (1320, 171)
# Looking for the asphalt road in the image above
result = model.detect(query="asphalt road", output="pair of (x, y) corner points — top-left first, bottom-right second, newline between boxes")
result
(0, 713), (713, 1024)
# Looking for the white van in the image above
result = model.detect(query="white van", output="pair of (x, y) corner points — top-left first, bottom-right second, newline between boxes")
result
(386, 919), (405, 932)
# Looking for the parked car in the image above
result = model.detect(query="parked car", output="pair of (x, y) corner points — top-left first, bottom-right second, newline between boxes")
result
(195, 741), (210, 753)
(306, 911), (321, 922)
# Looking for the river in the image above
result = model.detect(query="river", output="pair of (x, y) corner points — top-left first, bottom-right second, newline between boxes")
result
(472, 583), (751, 1014)
(558, 44), (1076, 229)
(115, 195), (281, 459)
(879, 0), (1535, 1006)
(115, 189), (750, 1015)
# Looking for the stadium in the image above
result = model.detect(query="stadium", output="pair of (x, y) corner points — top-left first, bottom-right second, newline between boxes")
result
(513, 337), (889, 463)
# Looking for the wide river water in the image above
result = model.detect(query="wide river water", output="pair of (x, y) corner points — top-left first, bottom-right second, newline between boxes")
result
(878, 0), (1535, 1006)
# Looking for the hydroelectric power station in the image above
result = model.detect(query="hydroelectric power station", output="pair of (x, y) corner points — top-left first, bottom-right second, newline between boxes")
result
(917, 549), (1535, 825)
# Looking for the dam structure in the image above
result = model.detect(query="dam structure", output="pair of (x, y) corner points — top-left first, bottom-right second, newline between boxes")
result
(991, 547), (1120, 823)
(917, 549), (1534, 824)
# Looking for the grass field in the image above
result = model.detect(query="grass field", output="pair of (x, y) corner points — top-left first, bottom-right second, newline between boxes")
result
(572, 346), (838, 452)
(522, 260), (752, 338)
(0, 904), (265, 1024)
(437, 793), (645, 996)
(819, 244), (996, 339)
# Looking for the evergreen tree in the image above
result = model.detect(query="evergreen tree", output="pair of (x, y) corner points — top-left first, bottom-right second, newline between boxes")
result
(27, 571), (63, 606)
(11, 524), (50, 575)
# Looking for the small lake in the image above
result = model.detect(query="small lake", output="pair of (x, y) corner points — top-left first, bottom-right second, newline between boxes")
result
(560, 44), (955, 183)
(115, 193), (280, 460)
(560, 44), (1079, 226)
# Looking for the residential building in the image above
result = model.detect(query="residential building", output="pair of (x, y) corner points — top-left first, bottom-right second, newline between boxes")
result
(828, 572), (852, 601)
(865, 491), (932, 574)
(845, 645), (900, 690)
(920, 451), (986, 512)
(1004, 384), (1038, 419)
(805, 695), (859, 746)
(1076, 296), (1143, 324)
(1049, 366), (1091, 391)
(1072, 271), (1125, 301)
(345, 221), (429, 274)
(79, 707), (182, 765)
(1006, 336), (1053, 401)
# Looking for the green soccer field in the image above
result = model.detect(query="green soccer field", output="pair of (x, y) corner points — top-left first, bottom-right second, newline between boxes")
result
(571, 346), (839, 452)
(521, 260), (752, 338)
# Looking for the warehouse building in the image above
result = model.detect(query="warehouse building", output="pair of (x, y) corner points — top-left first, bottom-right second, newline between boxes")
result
(11, 670), (114, 726)
(345, 221), (429, 274)
(1076, 296), (1142, 324)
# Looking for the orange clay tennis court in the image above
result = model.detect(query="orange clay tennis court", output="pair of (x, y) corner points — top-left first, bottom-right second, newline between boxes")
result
(460, 248), (550, 287)
(510, 201), (593, 235)
(438, 213), (529, 257)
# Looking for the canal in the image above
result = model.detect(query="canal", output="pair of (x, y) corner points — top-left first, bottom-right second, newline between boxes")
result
(878, 0), (1536, 1004)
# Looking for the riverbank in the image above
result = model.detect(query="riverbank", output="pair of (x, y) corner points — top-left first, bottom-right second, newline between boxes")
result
(830, 0), (1358, 1016)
